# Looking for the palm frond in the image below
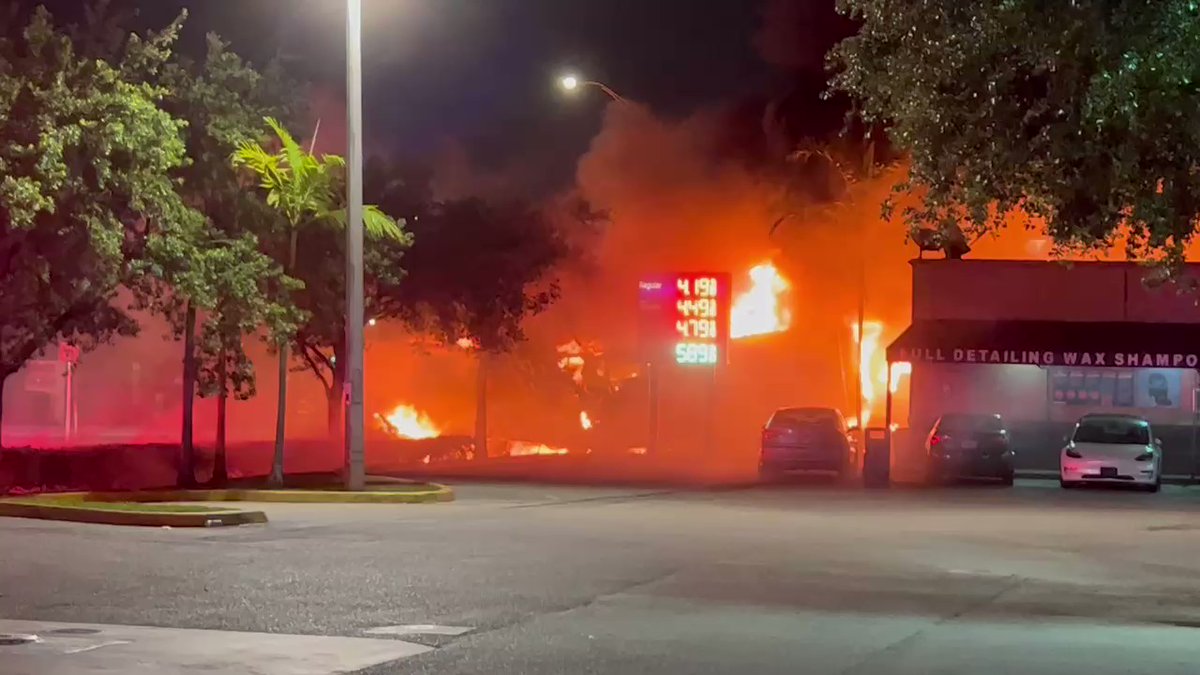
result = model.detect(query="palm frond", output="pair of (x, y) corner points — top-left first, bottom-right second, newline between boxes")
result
(321, 205), (408, 242)
(364, 205), (408, 242)
(234, 146), (285, 191)
(264, 116), (306, 182)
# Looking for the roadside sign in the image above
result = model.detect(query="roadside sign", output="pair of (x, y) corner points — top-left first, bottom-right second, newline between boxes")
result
(23, 361), (62, 394)
(58, 342), (80, 364)
(638, 272), (732, 367)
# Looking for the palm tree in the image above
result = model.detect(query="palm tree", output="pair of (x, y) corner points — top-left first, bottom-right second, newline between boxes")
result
(233, 117), (403, 487)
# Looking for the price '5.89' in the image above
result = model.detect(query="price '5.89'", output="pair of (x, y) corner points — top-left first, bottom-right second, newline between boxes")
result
(674, 342), (718, 365)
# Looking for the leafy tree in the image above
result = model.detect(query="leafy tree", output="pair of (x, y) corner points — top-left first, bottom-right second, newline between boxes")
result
(279, 158), (430, 440)
(92, 7), (303, 486)
(0, 7), (194, 448)
(386, 198), (568, 459)
(288, 224), (410, 440)
(829, 1), (1200, 271)
(234, 118), (406, 487)
(149, 34), (302, 486)
(193, 237), (300, 485)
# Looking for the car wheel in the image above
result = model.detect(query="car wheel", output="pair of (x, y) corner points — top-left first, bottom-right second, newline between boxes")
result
(1060, 479), (1080, 489)
(1145, 476), (1162, 493)
(999, 471), (1014, 487)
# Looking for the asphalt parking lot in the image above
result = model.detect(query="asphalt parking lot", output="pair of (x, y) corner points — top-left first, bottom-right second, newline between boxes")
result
(3, 479), (1200, 674)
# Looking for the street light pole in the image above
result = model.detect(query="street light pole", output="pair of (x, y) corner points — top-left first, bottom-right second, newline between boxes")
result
(559, 75), (628, 104)
(344, 0), (366, 490)
(582, 81), (627, 104)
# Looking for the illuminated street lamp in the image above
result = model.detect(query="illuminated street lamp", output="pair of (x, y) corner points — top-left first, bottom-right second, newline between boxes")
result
(558, 73), (628, 104)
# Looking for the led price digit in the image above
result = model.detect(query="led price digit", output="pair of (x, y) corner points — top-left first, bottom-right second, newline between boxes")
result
(675, 319), (717, 339)
(674, 342), (718, 365)
(676, 298), (717, 319)
(695, 277), (718, 298)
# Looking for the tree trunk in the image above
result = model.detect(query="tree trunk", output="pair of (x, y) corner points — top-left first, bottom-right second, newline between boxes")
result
(474, 353), (489, 461)
(178, 303), (198, 488)
(327, 340), (346, 441)
(270, 341), (288, 488)
(212, 342), (229, 487)
(0, 370), (8, 451)
(326, 386), (342, 440)
(270, 229), (300, 488)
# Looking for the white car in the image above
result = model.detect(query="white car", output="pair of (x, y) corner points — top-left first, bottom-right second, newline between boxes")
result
(1060, 414), (1162, 492)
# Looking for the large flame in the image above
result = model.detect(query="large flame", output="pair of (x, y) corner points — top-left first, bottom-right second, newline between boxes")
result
(508, 441), (569, 456)
(377, 403), (441, 440)
(851, 321), (913, 429)
(556, 340), (588, 385)
(853, 321), (883, 428)
(731, 263), (791, 339)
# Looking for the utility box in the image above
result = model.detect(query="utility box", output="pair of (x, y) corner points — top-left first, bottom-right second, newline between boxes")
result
(863, 426), (891, 487)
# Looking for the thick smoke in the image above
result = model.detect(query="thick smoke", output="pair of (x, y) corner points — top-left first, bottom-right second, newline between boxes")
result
(551, 94), (1092, 477)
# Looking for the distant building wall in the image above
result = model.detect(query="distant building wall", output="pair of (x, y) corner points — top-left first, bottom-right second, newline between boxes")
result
(911, 260), (1200, 323)
(898, 260), (1200, 476)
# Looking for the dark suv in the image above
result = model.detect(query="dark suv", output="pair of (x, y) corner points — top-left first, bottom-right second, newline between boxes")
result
(760, 407), (857, 480)
(925, 413), (1014, 485)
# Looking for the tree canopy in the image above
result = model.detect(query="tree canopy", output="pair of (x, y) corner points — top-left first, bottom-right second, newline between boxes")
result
(234, 116), (408, 477)
(830, 0), (1200, 270)
(0, 8), (193, 400)
(388, 197), (567, 354)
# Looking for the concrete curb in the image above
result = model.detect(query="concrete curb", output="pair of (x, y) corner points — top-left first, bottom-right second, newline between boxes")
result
(0, 499), (267, 528)
(73, 484), (456, 505)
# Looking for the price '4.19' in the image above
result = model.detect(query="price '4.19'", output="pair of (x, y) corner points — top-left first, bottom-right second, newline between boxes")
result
(677, 276), (720, 298)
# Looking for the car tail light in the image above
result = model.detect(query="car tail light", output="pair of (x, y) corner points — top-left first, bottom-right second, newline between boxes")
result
(1065, 445), (1082, 458)
(762, 428), (786, 444)
(929, 435), (941, 447)
(1134, 450), (1154, 462)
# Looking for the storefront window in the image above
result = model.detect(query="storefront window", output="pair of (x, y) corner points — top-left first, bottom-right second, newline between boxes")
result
(1052, 369), (1109, 406)
(1052, 369), (1169, 409)
(1114, 372), (1134, 407)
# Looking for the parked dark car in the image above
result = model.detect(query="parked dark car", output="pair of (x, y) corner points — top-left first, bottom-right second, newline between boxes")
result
(925, 413), (1014, 485)
(759, 407), (858, 480)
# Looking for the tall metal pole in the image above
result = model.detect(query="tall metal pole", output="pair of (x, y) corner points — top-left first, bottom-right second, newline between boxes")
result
(855, 256), (865, 429)
(344, 0), (366, 490)
(855, 137), (876, 432)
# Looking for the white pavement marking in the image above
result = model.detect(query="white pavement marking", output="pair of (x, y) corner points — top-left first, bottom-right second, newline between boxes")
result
(365, 624), (474, 636)
(63, 640), (131, 654)
(0, 619), (433, 675)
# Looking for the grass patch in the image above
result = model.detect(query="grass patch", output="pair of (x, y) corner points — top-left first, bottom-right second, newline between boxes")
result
(4, 497), (227, 514)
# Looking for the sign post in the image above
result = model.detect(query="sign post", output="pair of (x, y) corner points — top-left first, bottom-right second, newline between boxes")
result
(58, 343), (80, 441)
(638, 272), (732, 455)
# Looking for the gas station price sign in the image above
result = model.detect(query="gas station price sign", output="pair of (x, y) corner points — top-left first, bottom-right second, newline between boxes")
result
(638, 272), (732, 366)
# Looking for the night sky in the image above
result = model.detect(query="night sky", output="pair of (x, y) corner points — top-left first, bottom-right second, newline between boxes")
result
(31, 0), (847, 190)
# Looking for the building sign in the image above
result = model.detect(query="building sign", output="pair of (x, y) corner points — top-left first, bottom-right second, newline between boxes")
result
(895, 348), (1200, 369)
(638, 272), (731, 366)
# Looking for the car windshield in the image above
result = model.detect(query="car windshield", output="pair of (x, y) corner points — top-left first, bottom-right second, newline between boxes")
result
(1073, 418), (1150, 445)
(938, 414), (1004, 433)
(769, 408), (843, 430)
